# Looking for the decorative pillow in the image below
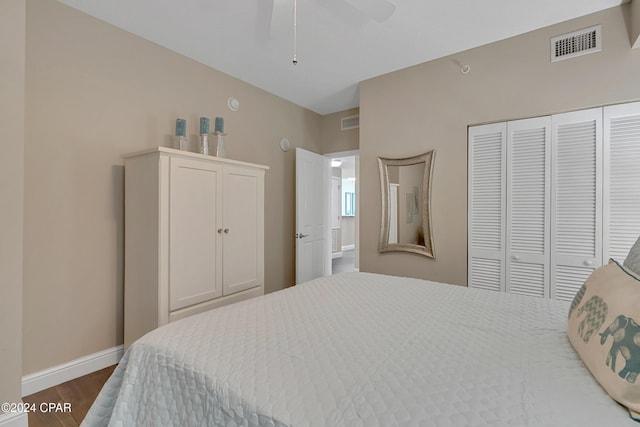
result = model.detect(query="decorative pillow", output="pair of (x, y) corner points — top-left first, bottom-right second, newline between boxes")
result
(567, 259), (640, 421)
(625, 236), (640, 276)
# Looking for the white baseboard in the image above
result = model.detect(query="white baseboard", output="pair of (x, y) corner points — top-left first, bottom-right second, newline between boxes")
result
(332, 251), (343, 259)
(22, 345), (123, 397)
(0, 411), (27, 427)
(341, 244), (355, 251)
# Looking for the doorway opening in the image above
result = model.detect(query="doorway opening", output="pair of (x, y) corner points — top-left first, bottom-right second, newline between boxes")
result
(326, 150), (359, 274)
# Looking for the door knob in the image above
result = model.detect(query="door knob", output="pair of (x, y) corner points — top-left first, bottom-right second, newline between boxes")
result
(217, 228), (223, 234)
(296, 233), (309, 239)
(224, 228), (229, 233)
(583, 260), (593, 266)
(511, 255), (520, 261)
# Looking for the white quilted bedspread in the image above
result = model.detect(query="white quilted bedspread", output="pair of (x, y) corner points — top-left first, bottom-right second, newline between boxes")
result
(82, 272), (636, 426)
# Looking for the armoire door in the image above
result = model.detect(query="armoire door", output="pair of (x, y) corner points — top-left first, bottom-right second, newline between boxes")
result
(222, 166), (264, 296)
(468, 123), (506, 292)
(169, 157), (224, 311)
(550, 108), (602, 301)
(506, 117), (551, 298)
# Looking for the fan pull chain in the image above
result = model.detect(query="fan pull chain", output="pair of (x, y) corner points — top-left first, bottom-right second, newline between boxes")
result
(292, 0), (298, 66)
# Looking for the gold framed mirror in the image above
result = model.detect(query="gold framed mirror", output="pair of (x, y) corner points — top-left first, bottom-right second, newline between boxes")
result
(378, 151), (435, 258)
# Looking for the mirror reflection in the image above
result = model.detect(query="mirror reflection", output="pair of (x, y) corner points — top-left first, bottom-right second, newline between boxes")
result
(378, 151), (435, 258)
(387, 163), (425, 245)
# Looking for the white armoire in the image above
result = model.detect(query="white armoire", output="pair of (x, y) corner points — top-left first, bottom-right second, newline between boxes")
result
(123, 147), (268, 348)
(468, 102), (640, 301)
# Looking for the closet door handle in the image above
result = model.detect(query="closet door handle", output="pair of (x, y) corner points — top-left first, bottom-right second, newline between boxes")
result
(217, 228), (223, 234)
(511, 255), (520, 261)
(224, 228), (229, 234)
(583, 260), (593, 266)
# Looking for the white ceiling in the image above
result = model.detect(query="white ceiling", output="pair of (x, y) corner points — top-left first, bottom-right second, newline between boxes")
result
(57, 0), (624, 115)
(332, 156), (356, 179)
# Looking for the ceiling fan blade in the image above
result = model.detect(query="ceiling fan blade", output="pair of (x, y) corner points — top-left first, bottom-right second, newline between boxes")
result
(342, 0), (396, 23)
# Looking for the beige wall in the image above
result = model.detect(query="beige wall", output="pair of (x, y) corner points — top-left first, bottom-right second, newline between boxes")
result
(0, 0), (25, 406)
(341, 216), (355, 248)
(360, 4), (640, 285)
(23, 0), (322, 375)
(321, 107), (360, 154)
(632, 0), (640, 48)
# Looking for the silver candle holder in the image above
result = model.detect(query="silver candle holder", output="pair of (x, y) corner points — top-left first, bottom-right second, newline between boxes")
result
(200, 133), (210, 155)
(214, 131), (226, 158)
(175, 136), (188, 151)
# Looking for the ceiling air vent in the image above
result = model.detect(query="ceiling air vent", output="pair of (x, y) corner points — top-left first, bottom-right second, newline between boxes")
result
(551, 25), (601, 62)
(341, 115), (359, 130)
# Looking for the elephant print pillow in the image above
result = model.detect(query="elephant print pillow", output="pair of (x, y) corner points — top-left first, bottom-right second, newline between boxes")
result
(568, 259), (640, 421)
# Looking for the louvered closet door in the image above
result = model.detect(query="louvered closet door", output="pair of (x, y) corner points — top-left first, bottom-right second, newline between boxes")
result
(506, 117), (551, 298)
(468, 123), (506, 292)
(551, 108), (602, 301)
(604, 102), (640, 261)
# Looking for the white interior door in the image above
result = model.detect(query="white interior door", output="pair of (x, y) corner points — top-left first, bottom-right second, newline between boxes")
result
(388, 184), (399, 244)
(506, 117), (551, 298)
(603, 101), (640, 261)
(331, 176), (341, 229)
(468, 123), (507, 292)
(550, 108), (602, 301)
(296, 148), (331, 284)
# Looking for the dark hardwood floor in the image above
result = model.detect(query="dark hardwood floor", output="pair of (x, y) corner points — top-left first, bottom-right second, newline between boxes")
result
(22, 365), (116, 427)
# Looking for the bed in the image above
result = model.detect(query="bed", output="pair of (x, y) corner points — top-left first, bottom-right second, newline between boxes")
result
(82, 272), (636, 426)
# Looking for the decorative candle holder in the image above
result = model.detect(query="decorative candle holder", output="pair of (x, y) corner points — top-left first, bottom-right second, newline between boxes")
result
(200, 133), (210, 155)
(175, 136), (188, 151)
(214, 131), (226, 158)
